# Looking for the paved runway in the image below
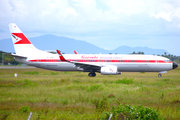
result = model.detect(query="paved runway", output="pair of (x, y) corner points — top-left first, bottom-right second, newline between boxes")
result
(0, 66), (36, 69)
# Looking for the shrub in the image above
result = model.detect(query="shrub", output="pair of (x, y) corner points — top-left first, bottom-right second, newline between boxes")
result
(19, 106), (30, 113)
(92, 96), (109, 112)
(101, 104), (160, 120)
(0, 111), (11, 120)
(100, 112), (110, 120)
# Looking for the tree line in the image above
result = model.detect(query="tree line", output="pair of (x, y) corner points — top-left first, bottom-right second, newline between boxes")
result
(0, 51), (179, 65)
(130, 51), (180, 63)
(0, 51), (19, 65)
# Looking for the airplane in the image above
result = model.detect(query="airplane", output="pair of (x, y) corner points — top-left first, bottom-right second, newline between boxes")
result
(8, 23), (178, 77)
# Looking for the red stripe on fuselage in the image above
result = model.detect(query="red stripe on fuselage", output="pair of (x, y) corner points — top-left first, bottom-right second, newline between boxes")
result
(28, 59), (173, 63)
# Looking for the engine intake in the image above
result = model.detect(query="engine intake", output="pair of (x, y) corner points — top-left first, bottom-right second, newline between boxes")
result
(101, 66), (121, 75)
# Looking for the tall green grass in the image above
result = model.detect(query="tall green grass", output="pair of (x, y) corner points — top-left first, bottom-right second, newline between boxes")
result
(0, 68), (180, 119)
(23, 71), (39, 75)
(115, 78), (133, 84)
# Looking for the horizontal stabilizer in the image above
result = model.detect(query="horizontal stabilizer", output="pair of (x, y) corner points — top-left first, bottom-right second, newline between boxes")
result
(5, 53), (27, 59)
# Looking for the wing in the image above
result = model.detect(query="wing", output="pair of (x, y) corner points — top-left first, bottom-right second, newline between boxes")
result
(56, 50), (101, 72)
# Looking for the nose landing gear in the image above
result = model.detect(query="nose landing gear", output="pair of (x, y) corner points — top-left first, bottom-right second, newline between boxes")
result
(158, 71), (167, 77)
(158, 74), (162, 77)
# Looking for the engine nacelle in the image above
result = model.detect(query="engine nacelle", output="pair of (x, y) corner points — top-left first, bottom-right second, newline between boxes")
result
(101, 66), (121, 75)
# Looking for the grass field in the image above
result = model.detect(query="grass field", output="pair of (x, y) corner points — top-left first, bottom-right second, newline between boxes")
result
(0, 67), (180, 119)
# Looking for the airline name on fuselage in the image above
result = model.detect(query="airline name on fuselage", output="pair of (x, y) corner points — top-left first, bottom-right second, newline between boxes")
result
(81, 55), (98, 59)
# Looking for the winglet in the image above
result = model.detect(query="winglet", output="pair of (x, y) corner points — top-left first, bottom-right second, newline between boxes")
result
(74, 50), (78, 54)
(56, 50), (67, 61)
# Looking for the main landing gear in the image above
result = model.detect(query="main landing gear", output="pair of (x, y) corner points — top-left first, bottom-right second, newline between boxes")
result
(88, 72), (96, 77)
(158, 74), (162, 77)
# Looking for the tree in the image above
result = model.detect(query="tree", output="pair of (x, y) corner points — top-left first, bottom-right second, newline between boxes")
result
(131, 51), (144, 54)
(0, 51), (20, 65)
(164, 52), (167, 56)
(130, 51), (180, 63)
(132, 51), (136, 54)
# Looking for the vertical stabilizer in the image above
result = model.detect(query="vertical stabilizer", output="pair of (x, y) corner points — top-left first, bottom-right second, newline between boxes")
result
(9, 23), (43, 57)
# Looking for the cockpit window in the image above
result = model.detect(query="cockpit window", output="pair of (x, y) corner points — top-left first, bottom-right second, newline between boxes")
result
(164, 60), (170, 62)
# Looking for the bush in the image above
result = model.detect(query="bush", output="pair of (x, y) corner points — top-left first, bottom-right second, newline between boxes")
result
(92, 96), (109, 112)
(19, 106), (30, 113)
(0, 111), (11, 120)
(101, 104), (160, 120)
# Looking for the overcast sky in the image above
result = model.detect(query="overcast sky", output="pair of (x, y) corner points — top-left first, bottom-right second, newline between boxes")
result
(0, 0), (180, 55)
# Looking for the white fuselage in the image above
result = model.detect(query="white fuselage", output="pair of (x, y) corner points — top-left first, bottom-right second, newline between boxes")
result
(15, 53), (173, 72)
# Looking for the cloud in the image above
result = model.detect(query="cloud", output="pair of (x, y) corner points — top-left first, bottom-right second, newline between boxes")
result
(1, 0), (180, 32)
(0, 0), (180, 55)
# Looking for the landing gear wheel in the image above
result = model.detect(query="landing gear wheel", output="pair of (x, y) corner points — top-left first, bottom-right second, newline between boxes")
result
(88, 72), (96, 77)
(158, 74), (162, 77)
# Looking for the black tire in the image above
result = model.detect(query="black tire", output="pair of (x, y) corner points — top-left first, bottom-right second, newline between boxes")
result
(88, 72), (96, 77)
(158, 74), (162, 77)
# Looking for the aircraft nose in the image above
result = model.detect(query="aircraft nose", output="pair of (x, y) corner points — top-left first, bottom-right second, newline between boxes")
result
(173, 62), (178, 69)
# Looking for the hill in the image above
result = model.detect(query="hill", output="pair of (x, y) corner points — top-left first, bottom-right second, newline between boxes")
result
(0, 34), (169, 55)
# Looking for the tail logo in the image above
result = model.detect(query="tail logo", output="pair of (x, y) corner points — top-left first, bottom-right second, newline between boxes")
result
(12, 34), (22, 43)
(11, 33), (31, 44)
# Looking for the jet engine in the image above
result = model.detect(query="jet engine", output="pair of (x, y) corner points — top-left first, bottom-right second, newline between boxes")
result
(101, 66), (121, 75)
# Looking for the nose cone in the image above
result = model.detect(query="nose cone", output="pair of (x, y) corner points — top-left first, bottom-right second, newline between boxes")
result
(173, 62), (178, 69)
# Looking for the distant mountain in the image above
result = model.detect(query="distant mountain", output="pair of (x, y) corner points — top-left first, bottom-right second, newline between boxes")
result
(29, 34), (107, 54)
(0, 34), (169, 55)
(111, 46), (168, 55)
